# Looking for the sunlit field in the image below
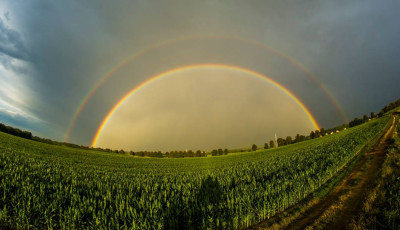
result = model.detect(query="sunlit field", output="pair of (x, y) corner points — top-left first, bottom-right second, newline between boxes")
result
(0, 116), (390, 229)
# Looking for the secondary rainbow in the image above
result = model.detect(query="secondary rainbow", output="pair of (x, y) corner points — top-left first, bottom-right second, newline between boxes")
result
(91, 63), (320, 147)
(64, 35), (345, 143)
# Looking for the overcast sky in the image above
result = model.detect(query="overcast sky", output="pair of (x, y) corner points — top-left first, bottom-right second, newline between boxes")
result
(0, 0), (399, 150)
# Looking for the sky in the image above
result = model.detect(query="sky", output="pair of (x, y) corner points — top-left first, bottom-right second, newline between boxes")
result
(0, 0), (399, 151)
(97, 68), (316, 151)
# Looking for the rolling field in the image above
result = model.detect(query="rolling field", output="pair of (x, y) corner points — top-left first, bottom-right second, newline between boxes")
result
(0, 116), (390, 229)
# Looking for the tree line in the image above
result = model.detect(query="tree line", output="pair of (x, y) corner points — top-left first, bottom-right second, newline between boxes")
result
(134, 150), (208, 158)
(0, 123), (32, 139)
(1, 97), (399, 158)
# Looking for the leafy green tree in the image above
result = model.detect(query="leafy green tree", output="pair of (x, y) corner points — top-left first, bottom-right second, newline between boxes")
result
(217, 149), (223, 155)
(251, 144), (257, 151)
(170, 151), (184, 158)
(286, 136), (292, 145)
(349, 117), (363, 127)
(277, 138), (285, 146)
(320, 128), (326, 136)
(269, 140), (274, 148)
(310, 131), (316, 139)
(264, 143), (269, 149)
(211, 149), (218, 156)
(195, 150), (201, 157)
(0, 123), (32, 139)
(294, 134), (301, 143)
(224, 149), (228, 155)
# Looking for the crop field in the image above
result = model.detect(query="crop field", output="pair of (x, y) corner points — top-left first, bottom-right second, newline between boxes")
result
(0, 116), (390, 229)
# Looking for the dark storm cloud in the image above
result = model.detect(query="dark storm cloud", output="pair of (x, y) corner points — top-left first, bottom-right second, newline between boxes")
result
(0, 17), (28, 61)
(292, 1), (400, 119)
(2, 0), (400, 145)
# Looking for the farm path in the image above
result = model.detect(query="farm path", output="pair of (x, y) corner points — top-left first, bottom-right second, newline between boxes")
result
(251, 116), (396, 230)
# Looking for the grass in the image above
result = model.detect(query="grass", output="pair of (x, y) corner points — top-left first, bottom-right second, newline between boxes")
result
(0, 116), (391, 229)
(350, 115), (400, 229)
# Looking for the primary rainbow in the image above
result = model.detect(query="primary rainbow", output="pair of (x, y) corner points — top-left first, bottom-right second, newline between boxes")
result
(64, 35), (345, 143)
(91, 63), (320, 147)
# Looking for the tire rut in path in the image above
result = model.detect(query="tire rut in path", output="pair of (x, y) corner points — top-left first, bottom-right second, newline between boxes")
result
(250, 116), (396, 230)
(289, 116), (396, 230)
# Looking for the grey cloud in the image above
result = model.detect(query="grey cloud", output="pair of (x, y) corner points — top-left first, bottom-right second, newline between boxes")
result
(4, 12), (10, 21)
(0, 17), (28, 60)
(2, 0), (400, 147)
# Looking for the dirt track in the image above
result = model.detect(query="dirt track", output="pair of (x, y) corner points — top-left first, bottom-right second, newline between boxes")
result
(251, 116), (396, 230)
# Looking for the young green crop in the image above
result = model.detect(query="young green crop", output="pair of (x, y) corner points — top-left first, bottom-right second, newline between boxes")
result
(0, 116), (390, 229)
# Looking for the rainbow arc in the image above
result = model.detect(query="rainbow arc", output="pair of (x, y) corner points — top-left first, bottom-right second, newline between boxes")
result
(91, 64), (320, 147)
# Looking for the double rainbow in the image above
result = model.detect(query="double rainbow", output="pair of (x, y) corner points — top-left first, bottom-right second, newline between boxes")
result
(63, 36), (345, 144)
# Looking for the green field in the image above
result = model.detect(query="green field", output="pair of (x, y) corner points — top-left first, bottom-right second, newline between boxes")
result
(0, 116), (390, 229)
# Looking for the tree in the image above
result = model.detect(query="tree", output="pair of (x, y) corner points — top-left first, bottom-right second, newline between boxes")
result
(187, 150), (194, 157)
(269, 140), (274, 148)
(370, 112), (377, 119)
(349, 117), (363, 127)
(251, 144), (257, 151)
(363, 114), (369, 122)
(224, 149), (228, 155)
(0, 123), (32, 140)
(170, 151), (184, 158)
(211, 149), (218, 156)
(315, 130), (321, 138)
(310, 131), (316, 139)
(277, 138), (285, 147)
(286, 136), (292, 145)
(217, 149), (223, 155)
(195, 150), (201, 157)
(294, 134), (301, 143)
(320, 128), (326, 136)
(264, 143), (269, 149)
